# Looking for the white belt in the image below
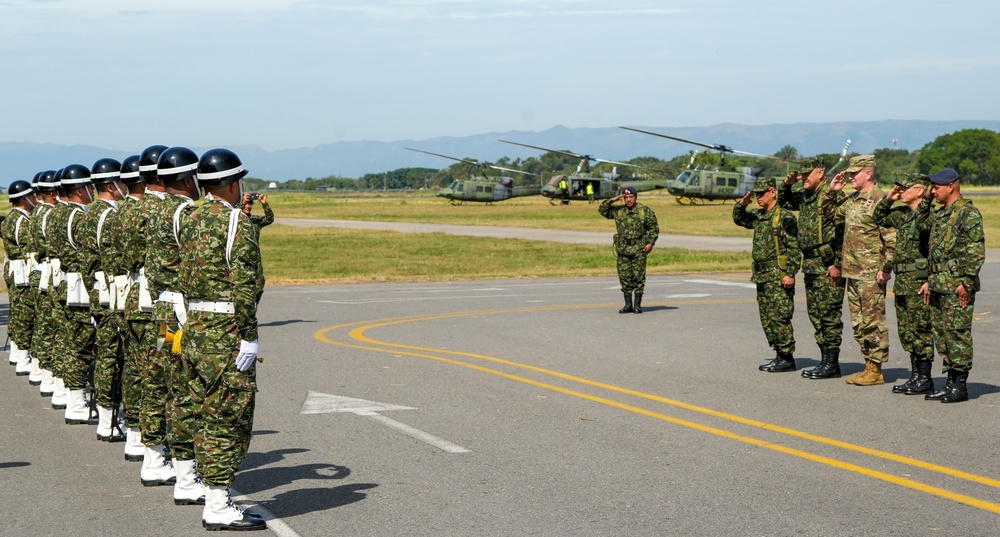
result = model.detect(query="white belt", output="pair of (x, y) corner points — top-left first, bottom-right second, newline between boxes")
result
(158, 291), (184, 304)
(188, 300), (235, 315)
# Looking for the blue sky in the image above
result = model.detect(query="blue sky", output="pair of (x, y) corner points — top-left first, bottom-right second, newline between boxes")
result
(1, 0), (997, 151)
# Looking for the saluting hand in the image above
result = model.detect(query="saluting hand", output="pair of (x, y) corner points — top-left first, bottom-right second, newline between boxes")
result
(887, 185), (904, 201)
(830, 171), (847, 192)
(740, 191), (753, 207)
(784, 171), (799, 185)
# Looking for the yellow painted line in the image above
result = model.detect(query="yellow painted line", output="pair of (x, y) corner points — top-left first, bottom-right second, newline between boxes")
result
(315, 317), (1000, 515)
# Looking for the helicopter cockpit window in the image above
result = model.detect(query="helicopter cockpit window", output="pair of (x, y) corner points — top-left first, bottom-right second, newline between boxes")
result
(454, 182), (463, 192)
(689, 175), (700, 187)
(675, 171), (691, 184)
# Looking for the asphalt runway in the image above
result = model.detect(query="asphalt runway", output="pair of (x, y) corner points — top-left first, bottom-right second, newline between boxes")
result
(4, 265), (1000, 536)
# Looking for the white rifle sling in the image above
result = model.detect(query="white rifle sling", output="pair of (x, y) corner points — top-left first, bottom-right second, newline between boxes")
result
(173, 201), (193, 248)
(226, 208), (241, 269)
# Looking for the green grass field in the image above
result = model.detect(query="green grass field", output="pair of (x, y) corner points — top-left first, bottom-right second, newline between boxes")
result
(2, 187), (997, 287)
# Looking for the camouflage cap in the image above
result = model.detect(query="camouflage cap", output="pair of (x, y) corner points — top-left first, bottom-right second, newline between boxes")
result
(845, 154), (876, 173)
(752, 176), (775, 193)
(894, 173), (929, 190)
(797, 158), (824, 174)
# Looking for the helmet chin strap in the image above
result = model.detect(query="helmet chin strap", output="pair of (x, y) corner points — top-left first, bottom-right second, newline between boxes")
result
(113, 181), (127, 200)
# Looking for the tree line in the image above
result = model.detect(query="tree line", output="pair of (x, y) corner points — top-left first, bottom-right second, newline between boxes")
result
(246, 128), (1000, 191)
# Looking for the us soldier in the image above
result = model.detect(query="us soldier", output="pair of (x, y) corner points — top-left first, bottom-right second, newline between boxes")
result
(599, 186), (659, 314)
(873, 174), (935, 394)
(734, 177), (801, 372)
(85, 158), (128, 440)
(828, 155), (896, 386)
(149, 146), (205, 505)
(177, 148), (266, 531)
(2, 180), (38, 380)
(28, 170), (60, 398)
(47, 164), (98, 424)
(779, 163), (846, 379)
(919, 168), (984, 403)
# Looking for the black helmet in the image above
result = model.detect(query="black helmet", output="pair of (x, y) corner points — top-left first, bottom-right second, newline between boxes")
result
(91, 158), (122, 184)
(30, 172), (42, 190)
(157, 146), (199, 182)
(60, 163), (92, 188)
(8, 180), (33, 200)
(139, 145), (168, 179)
(197, 148), (248, 186)
(53, 168), (65, 189)
(37, 170), (58, 192)
(120, 155), (142, 184)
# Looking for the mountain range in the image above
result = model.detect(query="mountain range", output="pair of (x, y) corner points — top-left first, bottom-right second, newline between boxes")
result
(2, 120), (998, 185)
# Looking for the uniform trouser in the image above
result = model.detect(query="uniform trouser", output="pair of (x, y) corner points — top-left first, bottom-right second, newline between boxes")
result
(846, 278), (889, 364)
(804, 273), (845, 349)
(93, 311), (124, 408)
(60, 303), (96, 391)
(8, 284), (35, 351)
(616, 252), (647, 294)
(121, 315), (149, 429)
(30, 277), (57, 371)
(895, 294), (934, 361)
(154, 301), (196, 460)
(929, 291), (975, 372)
(179, 319), (257, 487)
(756, 280), (795, 354)
(129, 317), (170, 445)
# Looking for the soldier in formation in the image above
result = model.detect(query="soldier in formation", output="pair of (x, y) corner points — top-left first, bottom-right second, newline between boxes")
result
(4, 147), (268, 531)
(734, 177), (801, 372)
(599, 186), (659, 314)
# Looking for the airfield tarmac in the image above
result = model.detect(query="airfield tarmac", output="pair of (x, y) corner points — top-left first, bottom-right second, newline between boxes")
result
(3, 227), (1000, 536)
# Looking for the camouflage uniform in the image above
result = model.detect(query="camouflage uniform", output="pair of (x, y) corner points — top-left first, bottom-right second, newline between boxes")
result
(733, 192), (801, 361)
(177, 197), (264, 487)
(46, 200), (95, 393)
(829, 185), (895, 367)
(927, 198), (984, 372)
(28, 201), (58, 381)
(599, 196), (659, 311)
(84, 198), (124, 409)
(778, 179), (846, 364)
(109, 195), (144, 431)
(1, 207), (36, 354)
(873, 188), (935, 393)
(120, 191), (169, 444)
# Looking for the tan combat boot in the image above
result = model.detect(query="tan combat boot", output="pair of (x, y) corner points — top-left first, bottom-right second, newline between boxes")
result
(844, 361), (868, 385)
(851, 360), (885, 386)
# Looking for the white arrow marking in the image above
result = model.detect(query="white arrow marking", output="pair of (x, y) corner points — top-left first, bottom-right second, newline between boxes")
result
(300, 392), (471, 454)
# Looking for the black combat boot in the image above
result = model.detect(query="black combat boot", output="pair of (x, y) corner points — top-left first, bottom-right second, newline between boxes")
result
(633, 293), (643, 314)
(941, 370), (969, 403)
(925, 369), (955, 401)
(804, 347), (841, 379)
(892, 354), (920, 394)
(619, 292), (634, 314)
(903, 359), (934, 395)
(761, 351), (796, 373)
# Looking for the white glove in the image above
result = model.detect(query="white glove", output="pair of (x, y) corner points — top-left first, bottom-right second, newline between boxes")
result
(235, 339), (259, 372)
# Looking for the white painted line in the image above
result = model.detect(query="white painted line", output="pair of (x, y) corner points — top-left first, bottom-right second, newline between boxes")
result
(683, 279), (756, 289)
(362, 413), (472, 454)
(300, 391), (416, 414)
(664, 294), (711, 298)
(232, 488), (301, 537)
(316, 294), (518, 305)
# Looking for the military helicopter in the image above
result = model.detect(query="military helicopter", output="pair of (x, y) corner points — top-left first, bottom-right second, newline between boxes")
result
(497, 140), (669, 204)
(619, 126), (801, 205)
(405, 147), (542, 204)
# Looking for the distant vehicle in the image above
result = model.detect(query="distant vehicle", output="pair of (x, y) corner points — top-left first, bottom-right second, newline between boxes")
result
(497, 140), (670, 204)
(405, 147), (541, 204)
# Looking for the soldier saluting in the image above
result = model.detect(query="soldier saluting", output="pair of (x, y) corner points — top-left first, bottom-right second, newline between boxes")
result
(734, 177), (801, 372)
(599, 186), (659, 314)
(919, 168), (985, 403)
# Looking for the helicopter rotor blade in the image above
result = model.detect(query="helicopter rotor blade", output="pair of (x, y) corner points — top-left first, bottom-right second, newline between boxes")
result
(592, 157), (638, 168)
(405, 147), (479, 165)
(619, 126), (724, 152)
(498, 139), (585, 161)
(489, 164), (537, 177)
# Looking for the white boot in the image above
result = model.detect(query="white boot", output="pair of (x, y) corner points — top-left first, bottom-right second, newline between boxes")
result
(14, 348), (31, 376)
(173, 460), (206, 505)
(64, 389), (91, 424)
(50, 378), (68, 409)
(202, 485), (266, 531)
(39, 369), (55, 397)
(140, 444), (176, 486)
(27, 356), (43, 385)
(124, 427), (145, 461)
(96, 406), (114, 440)
(8, 340), (18, 365)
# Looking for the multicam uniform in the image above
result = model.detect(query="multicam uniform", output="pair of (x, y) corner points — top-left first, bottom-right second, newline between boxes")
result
(779, 180), (845, 353)
(828, 185), (896, 366)
(599, 198), (659, 297)
(926, 197), (984, 374)
(176, 196), (264, 488)
(733, 202), (801, 356)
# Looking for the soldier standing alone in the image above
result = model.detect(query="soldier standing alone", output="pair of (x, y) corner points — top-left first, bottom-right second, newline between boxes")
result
(734, 177), (801, 372)
(599, 186), (658, 314)
(919, 168), (985, 403)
